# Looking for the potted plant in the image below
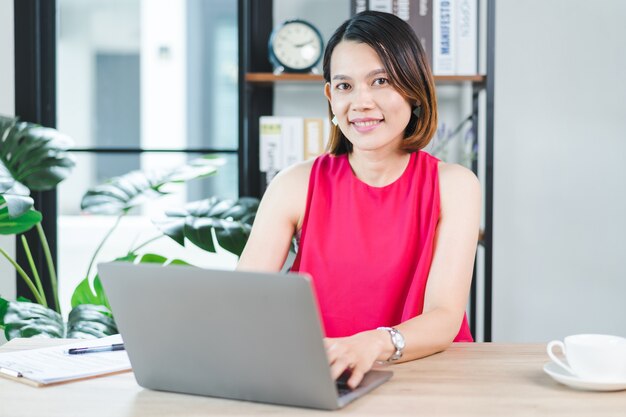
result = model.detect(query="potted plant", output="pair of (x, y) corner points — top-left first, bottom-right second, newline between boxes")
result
(0, 114), (259, 340)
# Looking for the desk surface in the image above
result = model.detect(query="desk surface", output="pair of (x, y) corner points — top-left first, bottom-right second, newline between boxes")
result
(1, 339), (624, 417)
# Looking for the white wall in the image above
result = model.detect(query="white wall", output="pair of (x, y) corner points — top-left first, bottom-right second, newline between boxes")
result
(493, 0), (626, 341)
(0, 0), (14, 344)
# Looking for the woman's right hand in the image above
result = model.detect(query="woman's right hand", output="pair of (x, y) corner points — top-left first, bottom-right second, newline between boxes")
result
(324, 329), (392, 389)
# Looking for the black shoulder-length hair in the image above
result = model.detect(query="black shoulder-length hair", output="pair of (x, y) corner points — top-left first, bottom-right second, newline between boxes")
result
(322, 10), (438, 155)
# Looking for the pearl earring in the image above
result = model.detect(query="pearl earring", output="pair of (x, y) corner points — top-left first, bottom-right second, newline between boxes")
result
(332, 115), (338, 126)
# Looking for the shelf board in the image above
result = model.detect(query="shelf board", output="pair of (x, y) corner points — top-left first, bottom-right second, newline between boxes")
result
(435, 75), (486, 84)
(245, 73), (324, 83)
(245, 73), (486, 85)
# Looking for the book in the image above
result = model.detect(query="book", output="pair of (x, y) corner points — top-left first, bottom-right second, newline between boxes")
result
(281, 117), (305, 168)
(433, 0), (456, 75)
(0, 334), (130, 387)
(412, 0), (434, 67)
(368, 0), (393, 13)
(259, 116), (283, 183)
(350, 0), (434, 66)
(455, 0), (477, 75)
(352, 0), (368, 14)
(303, 118), (325, 160)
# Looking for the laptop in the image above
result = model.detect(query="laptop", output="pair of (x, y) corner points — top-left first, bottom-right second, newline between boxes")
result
(98, 262), (393, 410)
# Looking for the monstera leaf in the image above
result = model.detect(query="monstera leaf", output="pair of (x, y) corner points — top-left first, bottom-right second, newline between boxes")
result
(0, 297), (118, 340)
(0, 114), (75, 193)
(0, 171), (39, 234)
(70, 274), (113, 311)
(154, 197), (259, 257)
(71, 253), (190, 310)
(66, 254), (190, 338)
(0, 158), (34, 219)
(65, 304), (118, 339)
(0, 297), (64, 339)
(80, 155), (223, 215)
(0, 187), (34, 220)
(0, 196), (42, 235)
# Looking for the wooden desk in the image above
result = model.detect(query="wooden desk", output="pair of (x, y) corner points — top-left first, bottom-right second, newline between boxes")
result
(1, 340), (624, 416)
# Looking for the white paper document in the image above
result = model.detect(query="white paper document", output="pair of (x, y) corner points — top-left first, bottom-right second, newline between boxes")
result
(0, 334), (131, 385)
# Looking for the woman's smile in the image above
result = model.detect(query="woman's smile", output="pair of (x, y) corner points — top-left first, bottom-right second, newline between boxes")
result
(350, 117), (383, 133)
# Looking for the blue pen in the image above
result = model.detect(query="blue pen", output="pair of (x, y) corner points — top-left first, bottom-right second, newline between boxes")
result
(67, 343), (125, 355)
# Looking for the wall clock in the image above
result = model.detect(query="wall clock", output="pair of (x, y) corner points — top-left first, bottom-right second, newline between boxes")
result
(268, 19), (324, 74)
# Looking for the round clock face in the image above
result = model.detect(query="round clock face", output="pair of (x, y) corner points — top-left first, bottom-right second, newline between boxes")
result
(270, 20), (323, 72)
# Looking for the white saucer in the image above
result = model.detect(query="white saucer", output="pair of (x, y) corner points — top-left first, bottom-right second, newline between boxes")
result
(543, 362), (626, 391)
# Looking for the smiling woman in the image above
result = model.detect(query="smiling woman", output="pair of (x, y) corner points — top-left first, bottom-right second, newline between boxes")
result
(237, 10), (480, 390)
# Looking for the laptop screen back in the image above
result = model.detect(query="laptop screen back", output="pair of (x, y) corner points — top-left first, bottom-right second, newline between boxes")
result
(99, 262), (343, 409)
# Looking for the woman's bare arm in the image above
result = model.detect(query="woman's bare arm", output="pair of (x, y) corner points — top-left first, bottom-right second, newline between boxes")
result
(237, 160), (314, 272)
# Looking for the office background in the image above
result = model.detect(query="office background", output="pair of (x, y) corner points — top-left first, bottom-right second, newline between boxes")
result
(1, 0), (625, 344)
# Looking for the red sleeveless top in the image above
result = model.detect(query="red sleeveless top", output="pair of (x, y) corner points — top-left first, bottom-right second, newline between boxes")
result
(291, 151), (473, 342)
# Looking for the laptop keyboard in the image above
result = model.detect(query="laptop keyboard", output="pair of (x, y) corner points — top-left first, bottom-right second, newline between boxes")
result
(336, 385), (353, 397)
(336, 371), (354, 397)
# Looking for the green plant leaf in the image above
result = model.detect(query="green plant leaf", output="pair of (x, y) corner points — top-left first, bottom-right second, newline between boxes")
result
(211, 219), (253, 256)
(151, 209), (187, 246)
(166, 155), (225, 183)
(71, 253), (140, 309)
(0, 297), (8, 326)
(1, 150), (36, 220)
(135, 253), (190, 266)
(0, 114), (16, 139)
(70, 275), (111, 310)
(71, 252), (190, 312)
(168, 258), (191, 266)
(80, 156), (222, 215)
(0, 114), (76, 192)
(0, 193), (35, 219)
(153, 197), (259, 257)
(0, 298), (63, 340)
(66, 304), (118, 339)
(0, 204), (42, 235)
(137, 253), (169, 264)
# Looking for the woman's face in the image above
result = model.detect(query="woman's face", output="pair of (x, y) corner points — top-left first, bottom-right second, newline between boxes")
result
(324, 40), (412, 154)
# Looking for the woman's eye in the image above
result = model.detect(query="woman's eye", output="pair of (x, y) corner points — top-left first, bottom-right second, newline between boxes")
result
(373, 77), (388, 86)
(335, 82), (350, 91)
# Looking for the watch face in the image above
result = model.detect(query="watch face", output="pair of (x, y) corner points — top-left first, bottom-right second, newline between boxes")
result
(270, 20), (323, 72)
(392, 332), (406, 350)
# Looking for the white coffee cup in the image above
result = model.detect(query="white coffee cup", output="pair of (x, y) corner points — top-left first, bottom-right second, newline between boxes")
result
(547, 334), (626, 382)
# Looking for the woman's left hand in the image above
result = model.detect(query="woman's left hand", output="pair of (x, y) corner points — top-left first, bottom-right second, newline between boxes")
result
(324, 330), (390, 389)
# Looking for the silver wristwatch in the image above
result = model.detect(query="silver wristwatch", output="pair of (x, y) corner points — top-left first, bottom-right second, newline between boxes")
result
(377, 327), (405, 362)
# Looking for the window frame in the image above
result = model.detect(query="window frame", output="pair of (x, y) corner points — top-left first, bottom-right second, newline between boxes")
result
(13, 0), (244, 307)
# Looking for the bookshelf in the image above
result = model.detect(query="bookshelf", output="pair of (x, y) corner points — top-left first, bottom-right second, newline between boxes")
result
(238, 0), (495, 341)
